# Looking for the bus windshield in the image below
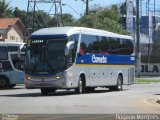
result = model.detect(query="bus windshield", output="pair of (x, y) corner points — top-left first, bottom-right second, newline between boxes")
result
(0, 47), (8, 60)
(25, 39), (67, 74)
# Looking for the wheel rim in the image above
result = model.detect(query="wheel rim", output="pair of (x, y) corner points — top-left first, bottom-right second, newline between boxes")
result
(79, 80), (82, 93)
(0, 79), (6, 86)
(118, 77), (122, 90)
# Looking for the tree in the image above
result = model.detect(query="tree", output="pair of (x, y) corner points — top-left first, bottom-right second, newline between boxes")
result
(0, 0), (13, 17)
(62, 14), (77, 26)
(120, 1), (136, 16)
(13, 7), (27, 25)
(78, 4), (126, 34)
(120, 2), (126, 16)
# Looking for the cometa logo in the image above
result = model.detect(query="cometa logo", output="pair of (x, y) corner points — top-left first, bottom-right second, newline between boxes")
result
(92, 54), (107, 64)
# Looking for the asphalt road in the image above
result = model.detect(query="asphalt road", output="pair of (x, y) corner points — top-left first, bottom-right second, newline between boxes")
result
(0, 83), (159, 115)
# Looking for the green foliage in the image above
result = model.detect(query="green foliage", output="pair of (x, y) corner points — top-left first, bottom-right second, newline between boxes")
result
(135, 79), (160, 84)
(120, 2), (126, 15)
(0, 0), (13, 17)
(13, 7), (27, 25)
(62, 14), (77, 26)
(78, 4), (126, 34)
(0, 2), (126, 34)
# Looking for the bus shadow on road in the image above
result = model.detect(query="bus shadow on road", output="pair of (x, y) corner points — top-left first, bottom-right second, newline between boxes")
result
(154, 93), (160, 96)
(0, 89), (129, 97)
(0, 88), (24, 91)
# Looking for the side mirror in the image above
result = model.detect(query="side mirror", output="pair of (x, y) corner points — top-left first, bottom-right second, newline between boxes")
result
(65, 41), (75, 56)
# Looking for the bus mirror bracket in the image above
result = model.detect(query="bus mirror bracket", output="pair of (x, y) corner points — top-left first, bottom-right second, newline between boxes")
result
(65, 41), (75, 56)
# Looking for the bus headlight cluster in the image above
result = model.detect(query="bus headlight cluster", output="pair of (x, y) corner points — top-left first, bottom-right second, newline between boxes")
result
(25, 75), (31, 81)
(55, 72), (63, 79)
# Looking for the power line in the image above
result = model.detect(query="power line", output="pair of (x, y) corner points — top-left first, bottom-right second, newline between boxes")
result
(75, 0), (93, 15)
(26, 0), (62, 33)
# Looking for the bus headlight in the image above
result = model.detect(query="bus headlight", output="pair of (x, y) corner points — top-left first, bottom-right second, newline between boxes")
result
(55, 72), (63, 79)
(25, 75), (31, 81)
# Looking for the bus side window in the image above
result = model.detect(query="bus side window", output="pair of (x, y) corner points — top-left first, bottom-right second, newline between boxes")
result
(80, 47), (84, 55)
(0, 47), (8, 60)
(67, 45), (76, 67)
(10, 54), (21, 70)
(126, 39), (134, 55)
(80, 42), (86, 54)
(99, 36), (109, 54)
(80, 34), (88, 54)
(68, 34), (79, 67)
(80, 34), (99, 54)
(69, 34), (79, 56)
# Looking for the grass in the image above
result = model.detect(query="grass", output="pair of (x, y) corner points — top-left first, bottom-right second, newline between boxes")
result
(134, 79), (160, 84)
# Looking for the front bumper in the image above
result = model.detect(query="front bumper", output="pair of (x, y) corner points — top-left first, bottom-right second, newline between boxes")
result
(25, 74), (67, 89)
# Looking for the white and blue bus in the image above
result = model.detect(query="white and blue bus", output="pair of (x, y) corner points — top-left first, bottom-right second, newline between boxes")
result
(25, 27), (135, 95)
(0, 42), (25, 89)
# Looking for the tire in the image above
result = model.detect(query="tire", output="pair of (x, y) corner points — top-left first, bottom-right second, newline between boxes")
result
(109, 75), (123, 91)
(85, 87), (95, 93)
(116, 75), (123, 91)
(0, 76), (10, 89)
(75, 77), (85, 94)
(9, 84), (16, 88)
(41, 88), (56, 95)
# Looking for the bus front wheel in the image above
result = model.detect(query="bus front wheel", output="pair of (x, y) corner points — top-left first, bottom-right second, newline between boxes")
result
(41, 89), (48, 95)
(9, 84), (16, 88)
(75, 77), (85, 94)
(0, 76), (10, 89)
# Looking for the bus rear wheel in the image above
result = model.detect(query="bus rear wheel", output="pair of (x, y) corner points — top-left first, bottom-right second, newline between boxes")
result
(109, 75), (123, 91)
(116, 75), (123, 91)
(0, 76), (10, 89)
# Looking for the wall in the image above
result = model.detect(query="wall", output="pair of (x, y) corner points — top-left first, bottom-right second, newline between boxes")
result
(141, 63), (160, 76)
(5, 24), (24, 43)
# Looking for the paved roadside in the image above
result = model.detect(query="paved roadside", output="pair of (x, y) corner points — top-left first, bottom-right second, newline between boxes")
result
(136, 76), (160, 80)
(135, 76), (160, 106)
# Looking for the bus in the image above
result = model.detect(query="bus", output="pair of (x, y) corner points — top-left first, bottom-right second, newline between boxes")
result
(0, 42), (25, 89)
(25, 27), (135, 95)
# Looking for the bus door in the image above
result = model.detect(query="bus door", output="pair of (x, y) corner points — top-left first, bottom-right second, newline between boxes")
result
(9, 53), (24, 84)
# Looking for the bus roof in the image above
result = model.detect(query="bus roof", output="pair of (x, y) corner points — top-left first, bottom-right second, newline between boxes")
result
(31, 27), (133, 40)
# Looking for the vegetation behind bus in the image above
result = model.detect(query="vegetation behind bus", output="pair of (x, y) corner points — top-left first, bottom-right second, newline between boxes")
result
(1, 0), (126, 35)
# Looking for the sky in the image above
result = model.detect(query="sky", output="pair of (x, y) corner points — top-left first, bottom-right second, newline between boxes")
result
(6, 0), (124, 18)
(6, 0), (160, 19)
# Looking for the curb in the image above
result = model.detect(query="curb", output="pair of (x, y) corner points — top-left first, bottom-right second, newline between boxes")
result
(144, 97), (160, 106)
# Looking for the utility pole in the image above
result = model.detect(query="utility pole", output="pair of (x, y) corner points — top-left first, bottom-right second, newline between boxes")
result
(153, 0), (155, 42)
(75, 0), (91, 15)
(26, 0), (63, 34)
(136, 0), (141, 77)
(86, 0), (89, 15)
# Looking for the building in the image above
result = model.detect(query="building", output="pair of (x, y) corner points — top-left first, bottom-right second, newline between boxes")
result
(0, 18), (26, 42)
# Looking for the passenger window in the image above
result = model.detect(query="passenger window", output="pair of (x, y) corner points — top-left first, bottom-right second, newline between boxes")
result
(99, 36), (109, 54)
(68, 34), (79, 62)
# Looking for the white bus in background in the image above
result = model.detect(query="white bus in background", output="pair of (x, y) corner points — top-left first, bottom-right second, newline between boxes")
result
(0, 42), (25, 89)
(25, 27), (135, 95)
